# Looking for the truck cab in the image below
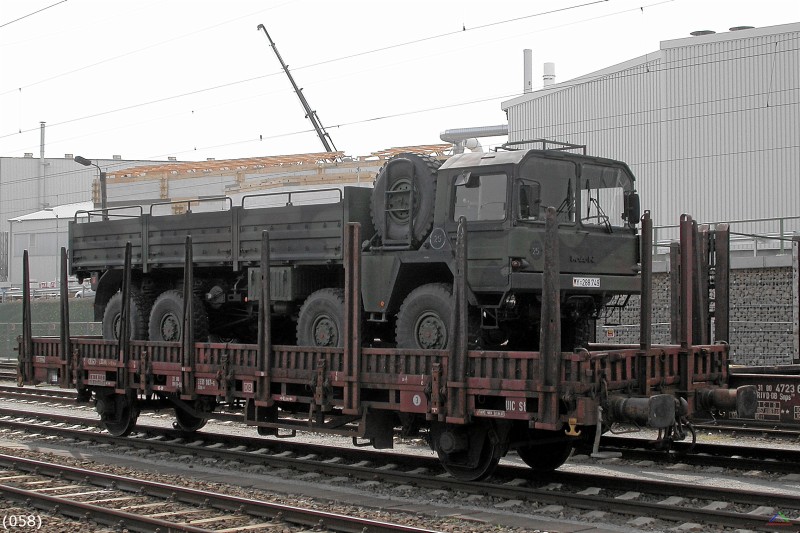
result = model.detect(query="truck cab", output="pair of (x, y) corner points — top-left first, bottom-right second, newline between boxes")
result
(363, 147), (641, 349)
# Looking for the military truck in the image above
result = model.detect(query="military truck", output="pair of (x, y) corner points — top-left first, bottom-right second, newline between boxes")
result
(72, 141), (641, 350)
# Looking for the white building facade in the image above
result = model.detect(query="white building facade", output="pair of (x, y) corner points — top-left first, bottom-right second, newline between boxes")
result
(502, 23), (800, 247)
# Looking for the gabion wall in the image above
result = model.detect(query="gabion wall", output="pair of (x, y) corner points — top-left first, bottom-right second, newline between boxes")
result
(599, 266), (798, 366)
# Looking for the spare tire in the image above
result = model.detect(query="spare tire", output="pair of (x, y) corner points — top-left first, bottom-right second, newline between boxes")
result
(371, 152), (441, 246)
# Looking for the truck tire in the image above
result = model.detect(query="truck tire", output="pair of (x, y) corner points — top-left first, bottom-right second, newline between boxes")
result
(396, 283), (452, 349)
(102, 290), (152, 340)
(371, 153), (441, 245)
(147, 290), (209, 342)
(296, 288), (345, 347)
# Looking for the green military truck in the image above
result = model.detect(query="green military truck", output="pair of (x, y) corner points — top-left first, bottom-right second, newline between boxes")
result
(72, 142), (641, 350)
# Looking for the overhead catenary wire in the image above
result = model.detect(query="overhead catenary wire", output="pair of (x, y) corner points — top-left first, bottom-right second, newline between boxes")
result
(1, 88), (784, 187)
(0, 0), (627, 145)
(0, 0), (297, 96)
(3, 34), (797, 159)
(0, 0), (68, 29)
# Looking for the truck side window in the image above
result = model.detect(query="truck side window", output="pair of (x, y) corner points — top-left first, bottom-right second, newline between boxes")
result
(518, 158), (577, 223)
(453, 172), (508, 222)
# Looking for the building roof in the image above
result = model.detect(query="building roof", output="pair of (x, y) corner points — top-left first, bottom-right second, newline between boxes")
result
(501, 21), (800, 110)
(9, 201), (93, 222)
(107, 144), (453, 180)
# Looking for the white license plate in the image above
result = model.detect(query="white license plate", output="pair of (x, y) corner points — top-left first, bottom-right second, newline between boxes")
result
(572, 277), (600, 288)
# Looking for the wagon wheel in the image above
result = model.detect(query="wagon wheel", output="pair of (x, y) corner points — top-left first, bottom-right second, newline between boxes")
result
(97, 394), (138, 437)
(517, 440), (573, 472)
(173, 401), (208, 432)
(432, 421), (499, 481)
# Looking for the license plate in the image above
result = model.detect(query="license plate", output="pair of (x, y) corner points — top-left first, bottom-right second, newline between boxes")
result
(572, 277), (600, 288)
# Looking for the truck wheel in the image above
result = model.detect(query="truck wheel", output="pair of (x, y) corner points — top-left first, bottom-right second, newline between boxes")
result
(147, 290), (209, 342)
(371, 153), (441, 245)
(102, 290), (152, 340)
(296, 288), (345, 347)
(396, 283), (452, 349)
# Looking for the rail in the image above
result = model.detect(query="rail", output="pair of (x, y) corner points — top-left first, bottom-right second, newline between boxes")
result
(242, 187), (343, 208)
(653, 214), (800, 255)
(149, 195), (233, 215)
(74, 204), (143, 223)
(498, 139), (587, 154)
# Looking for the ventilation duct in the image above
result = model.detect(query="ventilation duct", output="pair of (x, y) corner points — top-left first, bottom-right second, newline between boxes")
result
(440, 125), (509, 154)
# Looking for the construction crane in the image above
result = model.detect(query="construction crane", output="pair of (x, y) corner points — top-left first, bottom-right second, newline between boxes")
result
(257, 24), (338, 153)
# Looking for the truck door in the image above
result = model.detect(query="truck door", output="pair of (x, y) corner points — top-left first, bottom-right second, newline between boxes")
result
(449, 170), (510, 293)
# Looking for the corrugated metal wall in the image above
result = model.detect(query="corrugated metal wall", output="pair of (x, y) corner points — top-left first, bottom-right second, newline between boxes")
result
(0, 232), (7, 282)
(0, 157), (161, 234)
(505, 24), (800, 243)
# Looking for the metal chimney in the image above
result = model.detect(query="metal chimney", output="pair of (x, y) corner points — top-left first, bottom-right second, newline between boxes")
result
(39, 122), (46, 209)
(524, 49), (533, 93)
(543, 62), (556, 87)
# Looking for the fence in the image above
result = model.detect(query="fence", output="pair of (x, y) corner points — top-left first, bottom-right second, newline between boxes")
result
(600, 243), (799, 366)
(653, 215), (800, 257)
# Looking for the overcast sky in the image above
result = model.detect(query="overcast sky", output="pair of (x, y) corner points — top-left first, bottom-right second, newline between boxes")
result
(0, 0), (797, 162)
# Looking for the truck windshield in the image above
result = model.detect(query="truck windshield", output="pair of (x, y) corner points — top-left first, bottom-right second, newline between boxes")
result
(517, 157), (577, 223)
(453, 172), (507, 221)
(579, 164), (629, 230)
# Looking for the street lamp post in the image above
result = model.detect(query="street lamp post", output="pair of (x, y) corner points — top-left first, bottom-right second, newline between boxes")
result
(73, 156), (107, 220)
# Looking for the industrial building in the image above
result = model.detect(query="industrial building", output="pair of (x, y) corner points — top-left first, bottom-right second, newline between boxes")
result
(0, 150), (165, 284)
(1, 145), (450, 286)
(500, 22), (800, 365)
(2, 23), (798, 363)
(503, 22), (800, 251)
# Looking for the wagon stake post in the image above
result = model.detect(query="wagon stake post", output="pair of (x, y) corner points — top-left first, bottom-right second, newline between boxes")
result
(257, 230), (273, 406)
(116, 242), (132, 391)
(538, 206), (561, 427)
(59, 247), (72, 387)
(181, 236), (196, 399)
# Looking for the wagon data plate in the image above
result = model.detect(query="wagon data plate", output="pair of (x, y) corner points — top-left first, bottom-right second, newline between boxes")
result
(572, 277), (600, 288)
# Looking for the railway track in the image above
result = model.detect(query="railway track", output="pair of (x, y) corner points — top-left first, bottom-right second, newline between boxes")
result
(0, 453), (438, 533)
(2, 384), (799, 474)
(693, 418), (800, 438)
(0, 406), (797, 531)
(0, 362), (17, 382)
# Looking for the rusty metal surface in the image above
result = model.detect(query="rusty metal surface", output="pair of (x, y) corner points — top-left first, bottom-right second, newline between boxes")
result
(729, 372), (800, 424)
(257, 230), (272, 404)
(539, 206), (561, 428)
(21, 332), (732, 432)
(59, 247), (71, 388)
(343, 223), (361, 415)
(714, 223), (731, 343)
(18, 212), (744, 436)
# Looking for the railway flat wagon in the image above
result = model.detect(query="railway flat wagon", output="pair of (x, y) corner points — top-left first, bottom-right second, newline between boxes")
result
(17, 210), (755, 480)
